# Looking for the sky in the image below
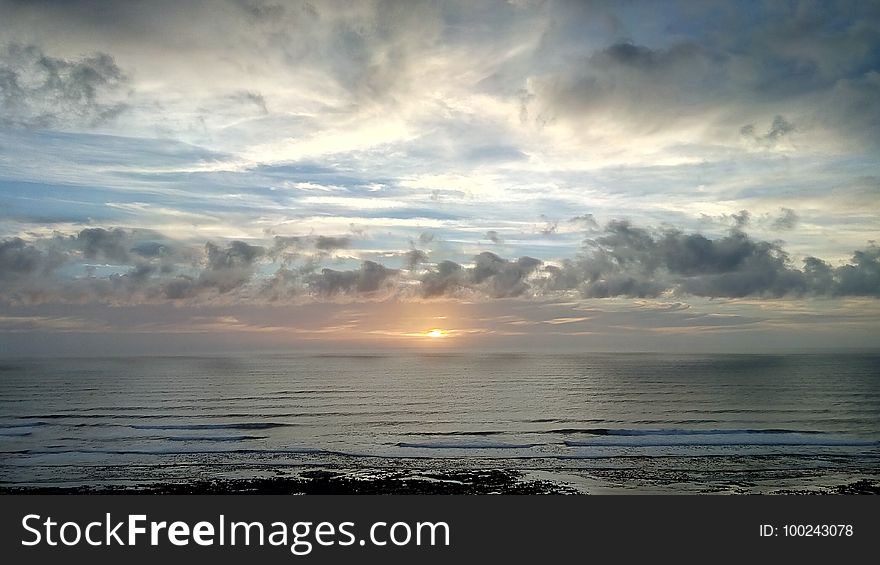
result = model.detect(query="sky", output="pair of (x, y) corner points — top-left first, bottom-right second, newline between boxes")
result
(0, 0), (879, 356)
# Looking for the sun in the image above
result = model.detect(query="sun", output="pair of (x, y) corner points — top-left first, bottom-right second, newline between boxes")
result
(426, 329), (447, 338)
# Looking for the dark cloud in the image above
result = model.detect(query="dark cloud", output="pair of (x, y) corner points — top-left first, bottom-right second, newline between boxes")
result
(767, 115), (795, 141)
(471, 252), (507, 284)
(539, 215), (558, 235)
(162, 276), (196, 300)
(419, 252), (542, 298)
(770, 208), (799, 231)
(569, 214), (599, 230)
(162, 240), (266, 299)
(579, 274), (665, 299)
(130, 241), (172, 258)
(0, 237), (63, 280)
(234, 0), (286, 21)
(308, 261), (396, 297)
(485, 230), (503, 244)
(272, 235), (303, 249)
(314, 235), (351, 251)
(592, 41), (704, 72)
(563, 221), (809, 298)
(539, 221), (879, 299)
(2, 222), (879, 305)
(802, 256), (835, 295)
(699, 210), (752, 230)
(731, 210), (751, 228)
(205, 240), (263, 270)
(0, 43), (128, 128)
(523, 39), (716, 130)
(265, 234), (357, 259)
(522, 1), (880, 148)
(404, 249), (428, 270)
(77, 228), (130, 264)
(471, 253), (542, 298)
(197, 240), (266, 294)
(269, 235), (303, 262)
(833, 244), (880, 297)
(420, 260), (464, 298)
(232, 90), (268, 114)
(259, 267), (299, 302)
(741, 115), (795, 146)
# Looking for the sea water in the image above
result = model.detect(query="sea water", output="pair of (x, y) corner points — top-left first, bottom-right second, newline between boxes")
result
(1, 353), (878, 493)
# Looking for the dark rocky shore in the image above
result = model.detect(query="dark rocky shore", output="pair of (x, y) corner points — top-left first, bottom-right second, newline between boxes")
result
(2, 465), (878, 494)
(0, 468), (579, 494)
(770, 479), (880, 495)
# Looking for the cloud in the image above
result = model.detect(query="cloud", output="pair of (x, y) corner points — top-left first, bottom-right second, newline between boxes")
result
(270, 235), (304, 263)
(730, 210), (751, 229)
(272, 234), (360, 259)
(420, 260), (464, 298)
(205, 240), (263, 270)
(259, 267), (302, 302)
(592, 41), (704, 73)
(833, 244), (880, 297)
(522, 39), (718, 135)
(77, 228), (132, 264)
(308, 261), (397, 297)
(471, 252), (543, 298)
(233, 90), (268, 114)
(0, 0), (876, 358)
(521, 2), (880, 154)
(485, 230), (503, 244)
(0, 43), (128, 128)
(160, 240), (265, 299)
(770, 208), (799, 231)
(539, 215), (558, 235)
(741, 115), (795, 147)
(419, 252), (542, 298)
(0, 220), (879, 305)
(569, 214), (598, 230)
(177, 240), (266, 296)
(0, 237), (63, 280)
(404, 249), (428, 270)
(549, 221), (806, 298)
(541, 221), (880, 299)
(314, 235), (351, 251)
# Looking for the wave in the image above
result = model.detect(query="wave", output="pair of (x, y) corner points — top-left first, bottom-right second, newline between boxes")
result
(164, 435), (268, 442)
(7, 447), (326, 456)
(556, 428), (825, 436)
(397, 441), (537, 450)
(564, 433), (879, 447)
(7, 408), (458, 420)
(395, 427), (827, 438)
(11, 414), (301, 420)
(129, 423), (290, 431)
(0, 421), (48, 429)
(398, 430), (506, 437)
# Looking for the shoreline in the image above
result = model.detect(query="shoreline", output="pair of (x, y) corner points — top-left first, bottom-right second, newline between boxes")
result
(2, 467), (878, 495)
(0, 469), (576, 495)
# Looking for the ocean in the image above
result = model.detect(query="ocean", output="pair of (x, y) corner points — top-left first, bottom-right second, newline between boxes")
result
(1, 352), (878, 493)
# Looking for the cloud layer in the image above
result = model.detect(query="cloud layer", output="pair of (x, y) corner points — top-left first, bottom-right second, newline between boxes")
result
(0, 1), (878, 351)
(0, 43), (128, 128)
(2, 220), (877, 305)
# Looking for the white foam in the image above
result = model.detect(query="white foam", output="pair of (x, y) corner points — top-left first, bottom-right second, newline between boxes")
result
(564, 433), (878, 447)
(397, 441), (537, 450)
